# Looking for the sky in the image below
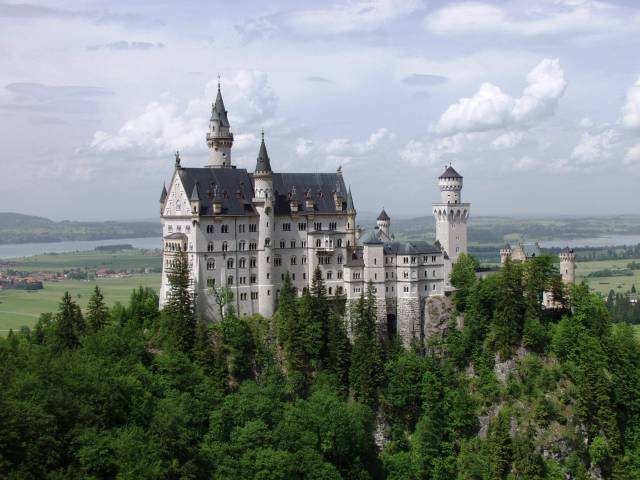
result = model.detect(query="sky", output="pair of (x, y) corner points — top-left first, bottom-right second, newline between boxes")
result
(1, 0), (640, 221)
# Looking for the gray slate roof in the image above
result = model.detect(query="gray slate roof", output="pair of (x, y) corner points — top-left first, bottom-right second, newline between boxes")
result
(211, 87), (230, 128)
(190, 181), (201, 201)
(346, 186), (355, 213)
(377, 209), (390, 221)
(360, 229), (384, 244)
(521, 242), (542, 258)
(439, 165), (462, 179)
(272, 173), (348, 215)
(383, 241), (441, 255)
(255, 135), (272, 173)
(160, 184), (167, 203)
(177, 167), (256, 216)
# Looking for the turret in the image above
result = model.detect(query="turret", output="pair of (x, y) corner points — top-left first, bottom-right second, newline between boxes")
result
(190, 181), (201, 215)
(212, 185), (222, 215)
(376, 209), (390, 239)
(438, 165), (463, 204)
(559, 247), (576, 285)
(160, 183), (167, 214)
(500, 243), (512, 265)
(334, 167), (345, 210)
(346, 185), (357, 247)
(206, 81), (234, 168)
(253, 130), (273, 200)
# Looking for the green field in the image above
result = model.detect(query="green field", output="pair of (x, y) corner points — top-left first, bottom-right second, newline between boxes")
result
(576, 258), (640, 295)
(0, 274), (160, 333)
(6, 250), (162, 272)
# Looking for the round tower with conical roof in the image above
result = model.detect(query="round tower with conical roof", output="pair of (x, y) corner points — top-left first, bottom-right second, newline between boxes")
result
(432, 165), (470, 262)
(559, 247), (576, 285)
(252, 131), (275, 316)
(206, 82), (234, 167)
(376, 209), (390, 238)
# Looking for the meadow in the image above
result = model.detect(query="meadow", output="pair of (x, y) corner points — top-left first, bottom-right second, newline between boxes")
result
(0, 274), (161, 333)
(6, 249), (162, 272)
(576, 258), (640, 295)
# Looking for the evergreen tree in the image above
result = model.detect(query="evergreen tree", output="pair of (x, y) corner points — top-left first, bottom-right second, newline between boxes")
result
(54, 291), (85, 350)
(326, 309), (351, 396)
(86, 286), (109, 333)
(165, 247), (196, 353)
(310, 266), (330, 366)
(349, 283), (384, 407)
(491, 257), (525, 359)
(450, 253), (479, 312)
(487, 412), (513, 480)
(276, 273), (305, 373)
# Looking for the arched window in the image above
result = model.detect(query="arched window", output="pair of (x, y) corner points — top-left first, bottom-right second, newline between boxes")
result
(239, 257), (246, 268)
(239, 241), (246, 251)
(316, 239), (321, 248)
(336, 239), (342, 248)
(227, 275), (234, 285)
(301, 256), (307, 265)
(207, 242), (214, 252)
(291, 256), (297, 265)
(207, 260), (215, 270)
(222, 241), (228, 252)
(227, 258), (234, 269)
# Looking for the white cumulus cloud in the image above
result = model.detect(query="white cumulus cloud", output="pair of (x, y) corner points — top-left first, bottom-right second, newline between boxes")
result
(622, 77), (640, 130)
(436, 58), (566, 135)
(624, 144), (640, 165)
(492, 131), (524, 149)
(570, 129), (617, 165)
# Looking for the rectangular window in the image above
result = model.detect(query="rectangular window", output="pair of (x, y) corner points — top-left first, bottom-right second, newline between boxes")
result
(249, 224), (257, 232)
(250, 275), (256, 284)
(221, 224), (228, 233)
(282, 223), (291, 231)
(298, 222), (307, 231)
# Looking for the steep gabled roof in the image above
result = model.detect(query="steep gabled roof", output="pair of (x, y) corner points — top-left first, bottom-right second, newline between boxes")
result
(439, 165), (462, 179)
(272, 173), (348, 215)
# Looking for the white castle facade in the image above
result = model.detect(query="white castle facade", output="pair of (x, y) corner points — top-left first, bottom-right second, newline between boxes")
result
(159, 86), (470, 341)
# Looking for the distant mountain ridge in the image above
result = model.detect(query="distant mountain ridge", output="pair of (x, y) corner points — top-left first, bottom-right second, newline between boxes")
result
(0, 212), (161, 245)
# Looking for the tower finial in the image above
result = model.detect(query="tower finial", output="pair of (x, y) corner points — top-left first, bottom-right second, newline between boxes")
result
(217, 73), (221, 90)
(175, 150), (181, 167)
(261, 128), (264, 141)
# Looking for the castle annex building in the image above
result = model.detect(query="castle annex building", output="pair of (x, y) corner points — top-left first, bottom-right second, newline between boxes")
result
(159, 86), (470, 341)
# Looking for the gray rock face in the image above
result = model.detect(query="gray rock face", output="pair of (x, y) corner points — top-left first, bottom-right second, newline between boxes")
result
(423, 296), (454, 339)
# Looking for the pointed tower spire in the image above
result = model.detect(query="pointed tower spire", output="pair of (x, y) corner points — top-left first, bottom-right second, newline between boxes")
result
(160, 183), (167, 203)
(255, 129), (272, 174)
(206, 79), (234, 167)
(346, 185), (355, 213)
(190, 181), (201, 201)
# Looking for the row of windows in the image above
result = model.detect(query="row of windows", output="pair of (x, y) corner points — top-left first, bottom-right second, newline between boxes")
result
(394, 255), (439, 265)
(239, 292), (260, 301)
(206, 257), (258, 270)
(167, 225), (190, 233)
(205, 223), (258, 234)
(207, 241), (258, 252)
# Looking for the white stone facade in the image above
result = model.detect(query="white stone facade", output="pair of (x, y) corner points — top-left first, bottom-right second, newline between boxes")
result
(159, 90), (470, 343)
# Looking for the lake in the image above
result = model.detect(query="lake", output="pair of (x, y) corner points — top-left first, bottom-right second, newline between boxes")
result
(539, 234), (640, 249)
(0, 237), (161, 259)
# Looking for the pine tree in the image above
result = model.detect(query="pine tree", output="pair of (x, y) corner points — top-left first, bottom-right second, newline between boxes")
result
(165, 247), (196, 353)
(349, 283), (384, 407)
(492, 257), (525, 359)
(488, 412), (513, 480)
(86, 286), (109, 333)
(276, 273), (306, 373)
(54, 291), (85, 349)
(450, 253), (479, 312)
(326, 309), (351, 396)
(310, 266), (330, 366)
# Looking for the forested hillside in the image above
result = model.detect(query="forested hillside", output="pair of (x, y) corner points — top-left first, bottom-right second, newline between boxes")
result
(0, 212), (159, 244)
(1, 250), (640, 479)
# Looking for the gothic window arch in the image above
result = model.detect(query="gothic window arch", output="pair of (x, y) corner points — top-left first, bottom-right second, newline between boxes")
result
(222, 241), (228, 252)
(227, 258), (234, 269)
(207, 242), (214, 252)
(207, 259), (215, 270)
(239, 257), (246, 268)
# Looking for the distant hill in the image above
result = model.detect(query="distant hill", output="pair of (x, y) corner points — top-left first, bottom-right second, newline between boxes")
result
(0, 212), (161, 245)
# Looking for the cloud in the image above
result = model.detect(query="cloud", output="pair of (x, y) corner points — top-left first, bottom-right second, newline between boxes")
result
(622, 77), (640, 130)
(235, 16), (277, 44)
(88, 41), (165, 51)
(1, 82), (112, 114)
(398, 134), (464, 166)
(570, 129), (617, 165)
(624, 144), (640, 165)
(424, 1), (632, 37)
(436, 58), (566, 135)
(295, 138), (315, 157)
(88, 70), (278, 157)
(0, 2), (158, 27)
(492, 131), (524, 149)
(287, 0), (424, 35)
(401, 74), (448, 86)
(579, 117), (594, 128)
(306, 76), (333, 84)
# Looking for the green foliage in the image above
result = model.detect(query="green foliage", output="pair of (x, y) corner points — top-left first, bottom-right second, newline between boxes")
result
(164, 247), (196, 353)
(450, 253), (479, 312)
(86, 285), (109, 332)
(54, 291), (85, 350)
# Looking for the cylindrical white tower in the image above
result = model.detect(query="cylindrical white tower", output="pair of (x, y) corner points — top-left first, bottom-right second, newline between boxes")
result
(559, 247), (576, 285)
(500, 244), (512, 265)
(439, 166), (463, 204)
(252, 133), (275, 317)
(206, 84), (234, 168)
(376, 209), (390, 238)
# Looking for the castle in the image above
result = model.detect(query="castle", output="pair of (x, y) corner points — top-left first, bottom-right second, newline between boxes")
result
(159, 85), (469, 342)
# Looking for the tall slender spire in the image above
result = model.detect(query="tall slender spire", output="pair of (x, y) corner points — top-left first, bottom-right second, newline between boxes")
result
(346, 185), (355, 213)
(206, 81), (234, 167)
(255, 130), (272, 174)
(160, 183), (167, 203)
(190, 181), (200, 201)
